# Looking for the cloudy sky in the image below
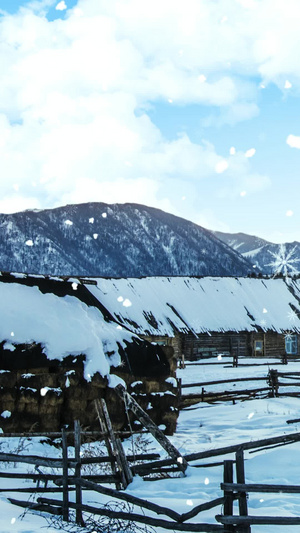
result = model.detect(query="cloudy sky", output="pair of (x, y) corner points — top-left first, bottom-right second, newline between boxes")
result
(0, 0), (300, 243)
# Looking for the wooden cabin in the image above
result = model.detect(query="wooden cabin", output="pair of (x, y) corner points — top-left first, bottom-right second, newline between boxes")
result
(83, 276), (300, 361)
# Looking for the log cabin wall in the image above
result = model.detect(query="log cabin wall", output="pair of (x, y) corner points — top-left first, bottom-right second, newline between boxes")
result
(250, 332), (288, 357)
(181, 332), (250, 360)
(179, 332), (294, 360)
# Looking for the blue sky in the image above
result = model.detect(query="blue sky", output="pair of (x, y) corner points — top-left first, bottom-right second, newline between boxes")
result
(0, 0), (300, 243)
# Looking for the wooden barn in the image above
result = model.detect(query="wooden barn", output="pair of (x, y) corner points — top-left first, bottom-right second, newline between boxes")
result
(0, 273), (179, 435)
(83, 276), (300, 361)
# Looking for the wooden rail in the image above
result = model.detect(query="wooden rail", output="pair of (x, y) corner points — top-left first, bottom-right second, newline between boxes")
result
(180, 369), (300, 406)
(216, 448), (300, 531)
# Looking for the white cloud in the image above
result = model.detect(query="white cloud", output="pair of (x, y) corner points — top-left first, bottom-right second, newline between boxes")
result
(56, 1), (67, 10)
(286, 134), (300, 149)
(0, 0), (277, 219)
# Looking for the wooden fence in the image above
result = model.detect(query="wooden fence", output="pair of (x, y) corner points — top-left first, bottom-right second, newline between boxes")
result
(180, 369), (300, 406)
(1, 421), (223, 532)
(216, 449), (300, 532)
(3, 424), (300, 531)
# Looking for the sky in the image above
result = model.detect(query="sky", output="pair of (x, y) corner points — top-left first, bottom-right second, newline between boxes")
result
(0, 0), (300, 243)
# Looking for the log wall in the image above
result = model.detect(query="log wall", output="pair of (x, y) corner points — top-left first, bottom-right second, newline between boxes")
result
(180, 331), (297, 360)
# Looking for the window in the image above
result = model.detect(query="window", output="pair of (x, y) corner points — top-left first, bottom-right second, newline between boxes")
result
(285, 334), (298, 355)
(254, 340), (263, 354)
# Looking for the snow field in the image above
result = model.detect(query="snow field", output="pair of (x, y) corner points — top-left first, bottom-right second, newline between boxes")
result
(2, 357), (300, 532)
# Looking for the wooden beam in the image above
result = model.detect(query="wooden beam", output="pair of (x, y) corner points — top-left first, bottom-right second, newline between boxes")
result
(235, 449), (250, 533)
(74, 421), (84, 526)
(0, 452), (74, 468)
(181, 376), (267, 389)
(61, 428), (69, 522)
(221, 482), (300, 494)
(179, 498), (225, 523)
(216, 515), (300, 525)
(96, 398), (133, 488)
(223, 460), (234, 533)
(94, 398), (122, 490)
(37, 497), (223, 531)
(115, 385), (188, 473)
(75, 478), (181, 521)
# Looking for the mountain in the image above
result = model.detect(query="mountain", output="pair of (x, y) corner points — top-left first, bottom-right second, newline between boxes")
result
(214, 231), (300, 276)
(0, 203), (253, 277)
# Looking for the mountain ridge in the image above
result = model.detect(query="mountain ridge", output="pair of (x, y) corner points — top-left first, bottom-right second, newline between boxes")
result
(0, 202), (253, 277)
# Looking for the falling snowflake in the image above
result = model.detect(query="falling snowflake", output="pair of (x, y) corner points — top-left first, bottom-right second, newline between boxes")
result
(265, 244), (300, 277)
(64, 219), (73, 226)
(102, 213), (107, 219)
(245, 148), (256, 158)
(287, 134), (300, 149)
(285, 80), (292, 89)
(284, 332), (294, 342)
(89, 217), (94, 224)
(215, 159), (229, 173)
(25, 239), (34, 246)
(288, 309), (297, 322)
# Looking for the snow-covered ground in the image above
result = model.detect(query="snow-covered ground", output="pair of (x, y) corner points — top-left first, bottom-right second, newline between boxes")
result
(2, 356), (300, 532)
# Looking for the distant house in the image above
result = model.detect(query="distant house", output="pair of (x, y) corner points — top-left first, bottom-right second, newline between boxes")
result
(83, 276), (300, 361)
(0, 273), (178, 434)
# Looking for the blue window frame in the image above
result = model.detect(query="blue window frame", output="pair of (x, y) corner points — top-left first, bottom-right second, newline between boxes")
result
(285, 335), (298, 355)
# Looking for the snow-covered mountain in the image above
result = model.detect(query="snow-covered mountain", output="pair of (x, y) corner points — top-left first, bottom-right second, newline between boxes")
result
(214, 231), (300, 276)
(0, 203), (252, 277)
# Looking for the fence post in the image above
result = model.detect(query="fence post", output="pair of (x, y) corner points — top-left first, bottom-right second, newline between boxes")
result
(61, 428), (69, 522)
(235, 449), (250, 533)
(223, 460), (235, 532)
(74, 420), (84, 526)
(268, 369), (279, 397)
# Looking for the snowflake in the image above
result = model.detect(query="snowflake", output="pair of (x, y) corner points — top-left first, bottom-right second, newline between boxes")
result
(288, 309), (298, 322)
(284, 332), (294, 341)
(265, 244), (300, 277)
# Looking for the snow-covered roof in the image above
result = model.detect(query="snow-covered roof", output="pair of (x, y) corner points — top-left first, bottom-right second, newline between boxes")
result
(85, 276), (300, 336)
(0, 273), (149, 382)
